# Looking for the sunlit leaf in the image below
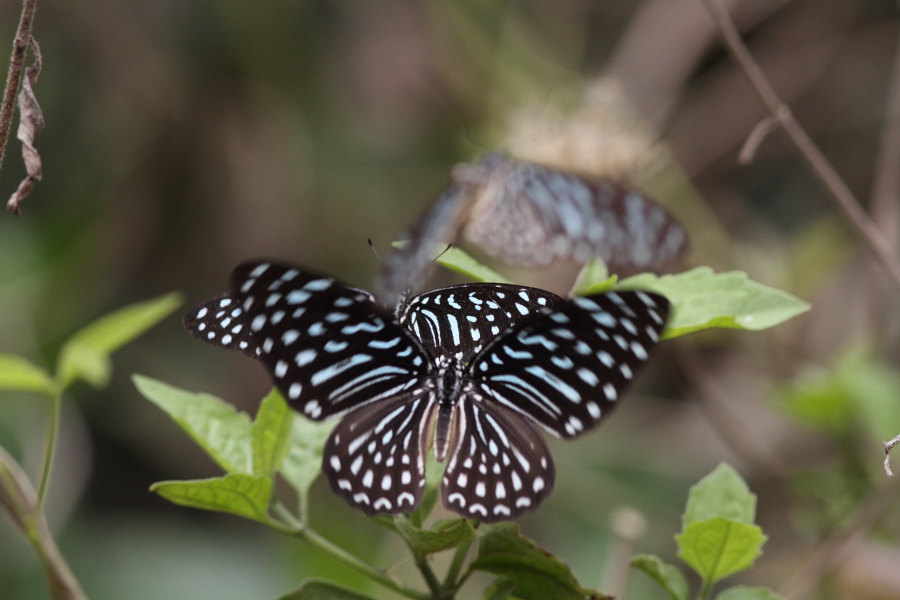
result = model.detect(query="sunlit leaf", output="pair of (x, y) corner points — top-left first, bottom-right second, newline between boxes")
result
(630, 554), (688, 600)
(133, 375), (252, 473)
(151, 473), (272, 524)
(0, 354), (53, 394)
(57, 293), (182, 388)
(471, 523), (598, 600)
(394, 516), (477, 555)
(683, 463), (756, 527)
(435, 246), (511, 284)
(676, 518), (766, 584)
(278, 579), (378, 600)
(573, 259), (618, 296)
(615, 268), (810, 339)
(252, 389), (294, 477)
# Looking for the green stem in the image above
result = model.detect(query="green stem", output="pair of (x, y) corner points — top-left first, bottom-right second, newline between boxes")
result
(271, 503), (430, 600)
(697, 577), (713, 600)
(411, 547), (442, 598)
(441, 538), (472, 593)
(36, 391), (61, 508)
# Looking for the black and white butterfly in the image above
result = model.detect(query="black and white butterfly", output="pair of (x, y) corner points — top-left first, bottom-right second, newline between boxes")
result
(185, 260), (669, 522)
(375, 152), (687, 308)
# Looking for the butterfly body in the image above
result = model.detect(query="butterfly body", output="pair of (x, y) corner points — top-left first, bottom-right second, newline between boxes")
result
(185, 260), (669, 521)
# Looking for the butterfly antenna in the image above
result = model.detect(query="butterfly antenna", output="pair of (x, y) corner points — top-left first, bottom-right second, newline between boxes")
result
(434, 243), (453, 262)
(368, 239), (386, 268)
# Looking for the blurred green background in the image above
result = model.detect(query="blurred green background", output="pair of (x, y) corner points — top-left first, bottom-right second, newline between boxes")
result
(2, 0), (900, 599)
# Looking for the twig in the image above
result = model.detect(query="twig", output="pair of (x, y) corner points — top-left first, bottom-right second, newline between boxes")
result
(885, 433), (900, 477)
(270, 503), (430, 600)
(777, 476), (900, 600)
(700, 0), (900, 292)
(0, 0), (38, 172)
(738, 114), (779, 165)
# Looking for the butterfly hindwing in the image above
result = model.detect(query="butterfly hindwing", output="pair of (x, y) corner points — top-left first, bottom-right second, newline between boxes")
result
(322, 390), (435, 515)
(470, 290), (669, 438)
(184, 260), (431, 421)
(399, 284), (564, 363)
(441, 396), (554, 522)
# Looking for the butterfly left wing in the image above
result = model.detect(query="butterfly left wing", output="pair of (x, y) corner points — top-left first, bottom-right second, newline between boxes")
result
(322, 390), (436, 515)
(399, 284), (564, 363)
(470, 290), (669, 439)
(441, 396), (554, 522)
(184, 260), (430, 421)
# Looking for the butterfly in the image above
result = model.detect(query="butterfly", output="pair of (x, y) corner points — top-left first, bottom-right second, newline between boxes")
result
(185, 260), (669, 521)
(374, 152), (688, 308)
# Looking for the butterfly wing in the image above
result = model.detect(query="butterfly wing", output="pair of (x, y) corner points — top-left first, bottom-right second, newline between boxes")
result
(184, 260), (431, 421)
(462, 156), (689, 273)
(398, 284), (564, 363)
(373, 182), (472, 309)
(440, 395), (554, 522)
(470, 290), (669, 438)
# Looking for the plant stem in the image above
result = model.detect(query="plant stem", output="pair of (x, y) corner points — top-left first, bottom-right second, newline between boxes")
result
(0, 0), (38, 172)
(441, 538), (472, 594)
(700, 0), (900, 291)
(696, 577), (713, 600)
(270, 503), (430, 600)
(36, 391), (61, 508)
(412, 548), (442, 598)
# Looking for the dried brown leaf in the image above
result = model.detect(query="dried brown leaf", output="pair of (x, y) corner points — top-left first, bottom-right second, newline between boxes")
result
(7, 37), (43, 216)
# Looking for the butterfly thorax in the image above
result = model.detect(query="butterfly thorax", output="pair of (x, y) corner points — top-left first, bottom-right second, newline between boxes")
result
(432, 355), (465, 463)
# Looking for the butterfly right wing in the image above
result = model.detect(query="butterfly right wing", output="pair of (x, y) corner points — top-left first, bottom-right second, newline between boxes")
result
(398, 284), (564, 363)
(440, 394), (554, 522)
(184, 260), (431, 421)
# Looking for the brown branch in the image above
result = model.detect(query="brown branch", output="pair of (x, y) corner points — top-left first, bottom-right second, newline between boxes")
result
(0, 0), (38, 172)
(700, 0), (900, 291)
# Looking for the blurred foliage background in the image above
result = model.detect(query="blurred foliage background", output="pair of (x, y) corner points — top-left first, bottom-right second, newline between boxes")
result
(1, 0), (900, 599)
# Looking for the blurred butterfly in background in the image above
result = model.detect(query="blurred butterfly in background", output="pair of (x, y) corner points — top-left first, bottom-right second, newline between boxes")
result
(374, 152), (688, 309)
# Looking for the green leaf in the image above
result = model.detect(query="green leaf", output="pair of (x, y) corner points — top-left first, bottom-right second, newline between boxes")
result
(0, 354), (53, 394)
(436, 246), (511, 284)
(394, 516), (478, 555)
(573, 259), (618, 296)
(151, 473), (272, 523)
(278, 579), (378, 600)
(615, 268), (810, 339)
(133, 375), (252, 473)
(252, 389), (294, 476)
(483, 578), (518, 600)
(683, 463), (756, 527)
(280, 413), (335, 500)
(716, 586), (786, 600)
(630, 554), (688, 600)
(57, 292), (182, 388)
(471, 523), (597, 600)
(676, 518), (766, 584)
(776, 345), (900, 440)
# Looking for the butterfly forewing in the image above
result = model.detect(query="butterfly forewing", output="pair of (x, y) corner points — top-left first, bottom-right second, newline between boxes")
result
(399, 284), (564, 363)
(184, 261), (431, 421)
(471, 291), (669, 438)
(441, 397), (554, 522)
(322, 391), (435, 515)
